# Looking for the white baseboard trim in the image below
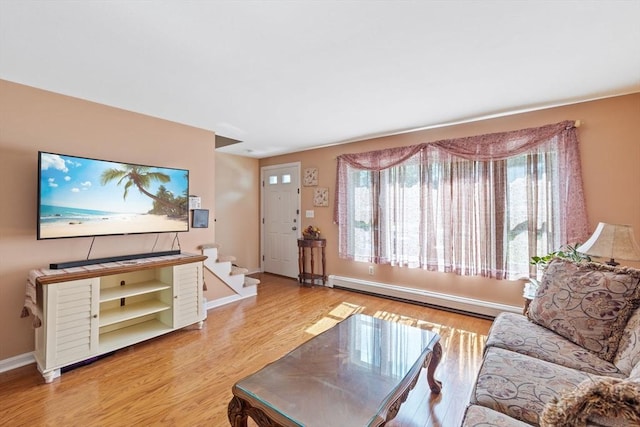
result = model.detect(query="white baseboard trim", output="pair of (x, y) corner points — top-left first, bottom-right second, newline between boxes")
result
(0, 352), (35, 374)
(205, 293), (254, 311)
(328, 275), (522, 318)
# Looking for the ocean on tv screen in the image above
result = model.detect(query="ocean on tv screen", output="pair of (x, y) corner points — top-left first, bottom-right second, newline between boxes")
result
(38, 152), (189, 239)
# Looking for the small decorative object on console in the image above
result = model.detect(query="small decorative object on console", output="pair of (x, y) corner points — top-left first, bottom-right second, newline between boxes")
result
(303, 225), (320, 239)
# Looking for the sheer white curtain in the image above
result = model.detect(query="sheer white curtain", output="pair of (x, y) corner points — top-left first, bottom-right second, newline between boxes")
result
(335, 121), (588, 280)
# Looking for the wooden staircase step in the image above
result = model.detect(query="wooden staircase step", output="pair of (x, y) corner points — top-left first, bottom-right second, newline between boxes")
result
(217, 255), (236, 263)
(199, 243), (220, 250)
(244, 277), (260, 288)
(201, 244), (258, 300)
(230, 266), (249, 276)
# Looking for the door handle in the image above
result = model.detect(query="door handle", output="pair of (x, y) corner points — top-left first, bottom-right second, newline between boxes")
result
(292, 226), (297, 230)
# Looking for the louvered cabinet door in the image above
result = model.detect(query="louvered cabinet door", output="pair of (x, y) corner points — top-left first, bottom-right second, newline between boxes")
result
(172, 262), (204, 329)
(43, 278), (99, 370)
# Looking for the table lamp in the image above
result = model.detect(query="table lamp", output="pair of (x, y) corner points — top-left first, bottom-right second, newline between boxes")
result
(578, 223), (640, 266)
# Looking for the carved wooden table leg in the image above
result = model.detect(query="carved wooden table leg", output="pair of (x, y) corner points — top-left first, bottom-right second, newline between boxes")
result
(426, 342), (443, 394)
(228, 395), (286, 427)
(228, 396), (249, 427)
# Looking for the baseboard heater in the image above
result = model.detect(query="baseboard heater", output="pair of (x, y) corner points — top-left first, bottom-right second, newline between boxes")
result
(49, 250), (181, 269)
(327, 275), (522, 319)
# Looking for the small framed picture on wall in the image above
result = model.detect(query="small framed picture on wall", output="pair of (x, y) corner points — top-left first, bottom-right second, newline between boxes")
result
(192, 209), (209, 228)
(313, 187), (329, 207)
(303, 167), (318, 186)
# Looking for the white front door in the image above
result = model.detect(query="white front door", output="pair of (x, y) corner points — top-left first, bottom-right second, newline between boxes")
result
(261, 163), (300, 278)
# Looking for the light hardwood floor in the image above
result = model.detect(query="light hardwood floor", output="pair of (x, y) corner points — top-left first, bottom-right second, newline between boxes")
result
(1, 273), (493, 427)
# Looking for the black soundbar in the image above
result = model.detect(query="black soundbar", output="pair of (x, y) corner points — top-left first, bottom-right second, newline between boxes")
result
(49, 250), (181, 269)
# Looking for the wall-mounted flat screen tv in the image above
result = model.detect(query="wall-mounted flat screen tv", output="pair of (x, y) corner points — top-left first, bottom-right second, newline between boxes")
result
(38, 151), (189, 240)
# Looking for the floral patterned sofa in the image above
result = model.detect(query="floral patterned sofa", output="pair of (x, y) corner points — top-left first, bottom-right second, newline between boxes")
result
(461, 258), (640, 426)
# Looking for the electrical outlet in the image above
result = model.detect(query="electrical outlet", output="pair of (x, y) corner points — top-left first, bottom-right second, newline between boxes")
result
(368, 266), (374, 275)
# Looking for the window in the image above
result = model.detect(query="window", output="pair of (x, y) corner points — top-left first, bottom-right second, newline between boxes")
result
(335, 121), (588, 280)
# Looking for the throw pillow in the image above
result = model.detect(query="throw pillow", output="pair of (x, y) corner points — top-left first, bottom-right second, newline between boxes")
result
(527, 258), (640, 362)
(540, 377), (640, 427)
(614, 306), (640, 376)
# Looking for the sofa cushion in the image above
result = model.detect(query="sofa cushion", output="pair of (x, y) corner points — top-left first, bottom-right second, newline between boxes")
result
(486, 312), (625, 378)
(527, 258), (640, 362)
(462, 405), (531, 427)
(539, 377), (640, 427)
(614, 306), (640, 376)
(472, 347), (592, 426)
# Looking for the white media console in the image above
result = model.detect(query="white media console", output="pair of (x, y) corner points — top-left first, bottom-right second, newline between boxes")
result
(31, 253), (206, 383)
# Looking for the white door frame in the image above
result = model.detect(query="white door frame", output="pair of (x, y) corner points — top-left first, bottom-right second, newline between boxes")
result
(260, 162), (301, 275)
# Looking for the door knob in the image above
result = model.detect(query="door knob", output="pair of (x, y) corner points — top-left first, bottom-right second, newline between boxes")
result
(292, 226), (297, 230)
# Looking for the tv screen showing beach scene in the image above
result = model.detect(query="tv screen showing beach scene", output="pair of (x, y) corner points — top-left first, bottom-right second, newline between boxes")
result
(38, 152), (189, 240)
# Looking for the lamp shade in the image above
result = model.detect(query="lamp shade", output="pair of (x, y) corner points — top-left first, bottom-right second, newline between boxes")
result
(579, 223), (640, 262)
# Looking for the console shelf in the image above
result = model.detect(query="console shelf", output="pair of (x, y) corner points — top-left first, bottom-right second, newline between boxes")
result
(99, 300), (171, 327)
(32, 253), (206, 383)
(100, 281), (171, 303)
(99, 319), (172, 354)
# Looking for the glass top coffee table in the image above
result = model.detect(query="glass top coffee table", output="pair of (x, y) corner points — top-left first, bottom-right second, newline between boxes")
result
(228, 313), (442, 427)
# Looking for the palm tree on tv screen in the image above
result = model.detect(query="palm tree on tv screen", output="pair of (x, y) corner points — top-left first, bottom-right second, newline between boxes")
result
(100, 165), (185, 217)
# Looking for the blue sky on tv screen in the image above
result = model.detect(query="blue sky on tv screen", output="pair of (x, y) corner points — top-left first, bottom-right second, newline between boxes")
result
(40, 153), (188, 214)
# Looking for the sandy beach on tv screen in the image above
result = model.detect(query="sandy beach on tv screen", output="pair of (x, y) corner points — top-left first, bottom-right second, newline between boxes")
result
(40, 214), (188, 238)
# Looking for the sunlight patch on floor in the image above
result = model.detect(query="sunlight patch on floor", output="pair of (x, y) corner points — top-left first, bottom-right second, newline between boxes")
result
(329, 301), (365, 319)
(304, 316), (340, 336)
(370, 310), (488, 366)
(305, 302), (366, 335)
(304, 302), (488, 366)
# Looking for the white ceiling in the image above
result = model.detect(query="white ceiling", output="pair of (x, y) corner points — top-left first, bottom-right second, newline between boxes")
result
(1, 1), (639, 159)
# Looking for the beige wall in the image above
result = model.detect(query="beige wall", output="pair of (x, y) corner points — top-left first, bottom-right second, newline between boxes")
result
(214, 153), (261, 272)
(260, 93), (640, 307)
(0, 80), (218, 360)
(2, 78), (638, 362)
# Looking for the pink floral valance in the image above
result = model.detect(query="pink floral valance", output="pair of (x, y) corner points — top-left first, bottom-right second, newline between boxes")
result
(428, 120), (577, 161)
(335, 120), (588, 246)
(337, 144), (424, 171)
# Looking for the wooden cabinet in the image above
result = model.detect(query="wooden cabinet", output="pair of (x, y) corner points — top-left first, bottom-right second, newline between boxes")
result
(36, 278), (100, 372)
(33, 254), (206, 383)
(173, 262), (205, 329)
